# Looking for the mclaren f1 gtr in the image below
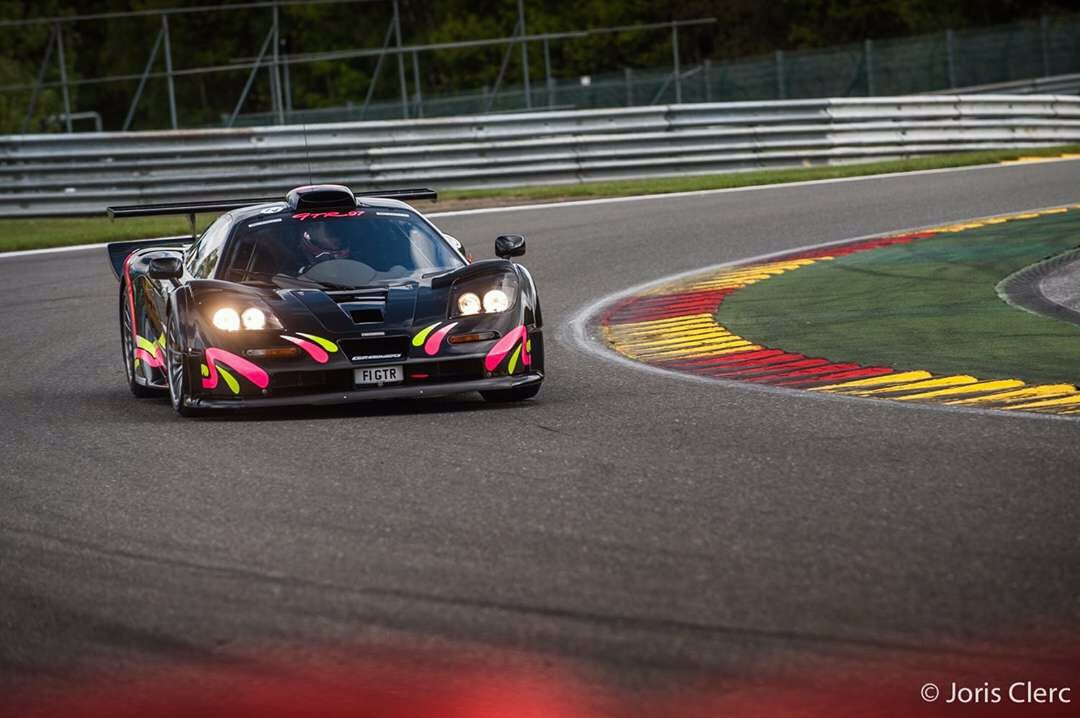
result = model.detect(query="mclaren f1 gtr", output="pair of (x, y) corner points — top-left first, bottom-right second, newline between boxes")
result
(107, 184), (543, 415)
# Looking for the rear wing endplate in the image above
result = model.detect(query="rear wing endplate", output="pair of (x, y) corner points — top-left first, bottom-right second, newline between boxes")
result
(106, 236), (190, 282)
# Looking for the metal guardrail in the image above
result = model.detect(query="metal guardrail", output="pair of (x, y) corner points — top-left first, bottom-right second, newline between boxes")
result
(935, 73), (1080, 97)
(2, 95), (1079, 217)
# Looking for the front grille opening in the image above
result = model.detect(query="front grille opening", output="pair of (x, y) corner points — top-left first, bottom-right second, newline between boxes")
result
(350, 308), (384, 323)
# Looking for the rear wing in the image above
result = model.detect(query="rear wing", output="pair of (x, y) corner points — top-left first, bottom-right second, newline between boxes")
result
(106, 236), (190, 281)
(106, 188), (438, 219)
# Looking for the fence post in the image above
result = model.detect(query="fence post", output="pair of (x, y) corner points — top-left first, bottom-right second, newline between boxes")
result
(864, 39), (875, 96)
(392, 0), (408, 119)
(412, 49), (423, 118)
(270, 4), (285, 124)
(517, 0), (531, 109)
(543, 37), (554, 107)
(775, 50), (786, 99)
(23, 24), (57, 132)
(946, 29), (956, 88)
(122, 22), (165, 131)
(671, 23), (681, 103)
(162, 15), (178, 129)
(1040, 15), (1050, 77)
(55, 22), (73, 132)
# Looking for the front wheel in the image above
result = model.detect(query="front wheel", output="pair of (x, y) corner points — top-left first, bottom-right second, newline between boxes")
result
(165, 308), (202, 417)
(120, 282), (160, 398)
(480, 383), (541, 403)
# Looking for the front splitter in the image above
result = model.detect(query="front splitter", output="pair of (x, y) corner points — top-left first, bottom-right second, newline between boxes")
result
(188, 373), (543, 410)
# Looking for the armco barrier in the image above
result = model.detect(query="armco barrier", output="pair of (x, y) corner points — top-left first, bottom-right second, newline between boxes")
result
(2, 96), (1079, 217)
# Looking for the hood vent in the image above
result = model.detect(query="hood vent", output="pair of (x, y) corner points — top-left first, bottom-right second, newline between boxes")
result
(326, 289), (388, 304)
(326, 288), (388, 324)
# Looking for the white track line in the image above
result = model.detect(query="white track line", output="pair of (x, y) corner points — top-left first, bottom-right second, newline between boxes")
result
(2, 158), (1075, 260)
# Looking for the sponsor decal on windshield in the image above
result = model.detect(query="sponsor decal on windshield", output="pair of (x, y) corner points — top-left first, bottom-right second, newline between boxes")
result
(291, 210), (365, 221)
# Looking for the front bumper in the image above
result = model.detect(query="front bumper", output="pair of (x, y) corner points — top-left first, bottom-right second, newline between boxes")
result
(186, 372), (543, 410)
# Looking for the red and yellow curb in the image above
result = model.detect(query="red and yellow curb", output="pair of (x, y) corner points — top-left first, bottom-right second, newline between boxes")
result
(598, 207), (1080, 416)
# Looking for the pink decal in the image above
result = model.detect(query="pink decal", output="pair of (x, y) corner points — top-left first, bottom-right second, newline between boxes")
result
(424, 322), (459, 356)
(135, 347), (164, 368)
(281, 335), (329, 364)
(484, 325), (527, 372)
(124, 255), (138, 345)
(292, 210), (363, 221)
(202, 347), (269, 390)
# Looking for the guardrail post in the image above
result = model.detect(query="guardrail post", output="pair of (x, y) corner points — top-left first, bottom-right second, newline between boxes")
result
(704, 59), (711, 102)
(162, 14), (178, 129)
(392, 0), (408, 119)
(775, 50), (786, 99)
(625, 67), (633, 106)
(865, 39), (875, 96)
(55, 22), (72, 132)
(518, 0), (531, 109)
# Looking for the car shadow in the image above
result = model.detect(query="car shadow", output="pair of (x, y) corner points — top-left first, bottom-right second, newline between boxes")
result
(186, 394), (532, 423)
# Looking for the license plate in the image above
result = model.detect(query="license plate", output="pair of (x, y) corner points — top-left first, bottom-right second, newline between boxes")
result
(355, 365), (404, 385)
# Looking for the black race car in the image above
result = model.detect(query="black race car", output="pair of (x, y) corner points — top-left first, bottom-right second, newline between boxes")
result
(107, 184), (543, 415)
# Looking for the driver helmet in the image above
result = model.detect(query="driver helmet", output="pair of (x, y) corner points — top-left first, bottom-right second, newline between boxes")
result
(301, 223), (350, 261)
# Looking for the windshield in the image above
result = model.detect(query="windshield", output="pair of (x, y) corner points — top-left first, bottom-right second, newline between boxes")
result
(220, 209), (465, 288)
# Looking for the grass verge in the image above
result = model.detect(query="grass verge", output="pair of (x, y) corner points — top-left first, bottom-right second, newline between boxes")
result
(2, 145), (1078, 253)
(718, 206), (1080, 385)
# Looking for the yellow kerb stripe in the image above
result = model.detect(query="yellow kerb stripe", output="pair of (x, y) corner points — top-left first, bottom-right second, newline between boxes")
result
(945, 385), (1077, 405)
(809, 370), (932, 392)
(892, 379), (1025, 401)
(843, 375), (979, 396)
(1000, 394), (1080, 411)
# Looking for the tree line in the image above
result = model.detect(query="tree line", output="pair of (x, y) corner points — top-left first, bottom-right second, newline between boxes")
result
(0, 0), (1075, 132)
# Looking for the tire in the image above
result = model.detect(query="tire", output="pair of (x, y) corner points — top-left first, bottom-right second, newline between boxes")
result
(480, 383), (541, 403)
(120, 281), (161, 398)
(165, 306), (203, 417)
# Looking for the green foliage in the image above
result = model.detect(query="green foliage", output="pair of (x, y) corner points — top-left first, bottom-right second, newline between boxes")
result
(0, 0), (1077, 132)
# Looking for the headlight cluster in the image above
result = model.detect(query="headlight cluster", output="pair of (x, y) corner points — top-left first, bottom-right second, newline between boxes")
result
(450, 273), (517, 318)
(210, 301), (282, 332)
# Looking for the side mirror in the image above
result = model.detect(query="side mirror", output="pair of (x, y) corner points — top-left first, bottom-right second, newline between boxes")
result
(443, 234), (463, 252)
(148, 256), (183, 280)
(495, 234), (526, 259)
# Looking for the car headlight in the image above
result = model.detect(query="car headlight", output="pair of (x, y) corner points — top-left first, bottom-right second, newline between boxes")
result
(450, 273), (518, 318)
(211, 302), (282, 332)
(241, 307), (266, 330)
(457, 292), (482, 316)
(482, 289), (509, 313)
(212, 307), (241, 331)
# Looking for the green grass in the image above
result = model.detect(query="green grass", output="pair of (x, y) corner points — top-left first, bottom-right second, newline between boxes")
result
(0, 214), (219, 253)
(1, 145), (1078, 253)
(441, 144), (1080, 201)
(717, 207), (1080, 385)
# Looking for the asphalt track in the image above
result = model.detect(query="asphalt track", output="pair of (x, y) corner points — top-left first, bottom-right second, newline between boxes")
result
(3, 161), (1080, 705)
